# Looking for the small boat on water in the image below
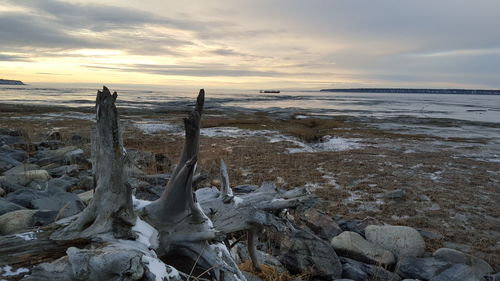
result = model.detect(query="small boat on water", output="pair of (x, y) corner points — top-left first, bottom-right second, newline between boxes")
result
(259, 90), (280, 93)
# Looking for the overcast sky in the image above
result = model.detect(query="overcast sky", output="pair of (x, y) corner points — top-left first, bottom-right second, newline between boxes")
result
(1, 0), (499, 89)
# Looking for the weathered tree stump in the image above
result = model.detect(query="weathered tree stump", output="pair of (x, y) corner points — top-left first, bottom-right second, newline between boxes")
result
(0, 87), (318, 281)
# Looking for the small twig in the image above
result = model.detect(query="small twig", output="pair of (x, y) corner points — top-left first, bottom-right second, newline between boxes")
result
(187, 240), (208, 281)
(195, 264), (221, 280)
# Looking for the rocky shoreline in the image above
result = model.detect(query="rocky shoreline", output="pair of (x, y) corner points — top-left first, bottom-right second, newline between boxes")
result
(1, 121), (498, 280)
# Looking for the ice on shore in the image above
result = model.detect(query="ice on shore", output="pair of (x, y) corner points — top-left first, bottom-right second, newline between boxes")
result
(269, 134), (361, 153)
(201, 127), (274, 138)
(142, 255), (180, 281)
(132, 217), (158, 249)
(15, 231), (38, 241)
(133, 122), (179, 134)
(1, 265), (29, 277)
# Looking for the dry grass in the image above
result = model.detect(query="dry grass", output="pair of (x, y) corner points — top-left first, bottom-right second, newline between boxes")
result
(2, 105), (499, 271)
(238, 260), (310, 281)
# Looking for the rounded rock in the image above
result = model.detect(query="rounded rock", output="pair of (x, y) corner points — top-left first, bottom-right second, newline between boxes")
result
(365, 225), (425, 257)
(331, 231), (395, 266)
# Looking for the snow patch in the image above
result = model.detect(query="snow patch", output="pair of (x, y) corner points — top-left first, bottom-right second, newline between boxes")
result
(132, 218), (159, 249)
(201, 127), (274, 138)
(269, 135), (361, 153)
(132, 195), (151, 209)
(233, 196), (244, 207)
(15, 231), (38, 241)
(142, 255), (180, 281)
(134, 122), (179, 134)
(1, 265), (29, 277)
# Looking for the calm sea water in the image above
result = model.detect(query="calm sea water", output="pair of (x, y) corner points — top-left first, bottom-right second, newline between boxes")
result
(1, 84), (499, 124)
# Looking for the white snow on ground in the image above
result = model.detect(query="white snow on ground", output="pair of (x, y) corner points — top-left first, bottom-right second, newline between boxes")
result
(43, 112), (95, 121)
(15, 231), (38, 241)
(142, 256), (180, 281)
(233, 196), (244, 207)
(133, 122), (179, 134)
(200, 127), (274, 138)
(1, 265), (29, 277)
(132, 218), (159, 249)
(132, 195), (152, 209)
(269, 134), (361, 153)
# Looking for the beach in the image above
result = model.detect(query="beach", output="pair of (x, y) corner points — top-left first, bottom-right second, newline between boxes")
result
(1, 85), (499, 270)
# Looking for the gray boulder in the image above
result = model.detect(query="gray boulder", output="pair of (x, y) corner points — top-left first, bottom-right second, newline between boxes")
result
(433, 248), (493, 277)
(3, 163), (40, 176)
(33, 210), (59, 226)
(0, 198), (25, 215)
(340, 257), (401, 281)
(365, 225), (425, 257)
(31, 189), (84, 218)
(331, 231), (395, 266)
(0, 179), (25, 192)
(303, 207), (342, 240)
(47, 176), (79, 192)
(0, 148), (28, 162)
(396, 257), (452, 280)
(0, 134), (25, 146)
(277, 229), (342, 279)
(0, 155), (22, 173)
(48, 164), (80, 177)
(381, 189), (406, 200)
(0, 209), (37, 235)
(5, 188), (47, 208)
(4, 169), (51, 186)
(485, 273), (500, 281)
(430, 263), (486, 281)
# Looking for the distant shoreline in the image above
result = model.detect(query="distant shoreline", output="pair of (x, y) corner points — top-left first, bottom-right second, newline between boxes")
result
(320, 88), (500, 95)
(0, 79), (25, 85)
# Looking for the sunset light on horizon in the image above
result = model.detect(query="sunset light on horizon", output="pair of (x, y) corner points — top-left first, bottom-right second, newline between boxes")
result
(1, 0), (499, 89)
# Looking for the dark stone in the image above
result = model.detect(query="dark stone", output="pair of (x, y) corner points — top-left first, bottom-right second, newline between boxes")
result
(233, 185), (259, 193)
(33, 210), (58, 226)
(38, 140), (64, 150)
(430, 263), (483, 281)
(77, 175), (94, 191)
(485, 273), (500, 281)
(396, 257), (452, 280)
(0, 155), (21, 173)
(340, 257), (400, 281)
(0, 134), (25, 146)
(5, 188), (46, 208)
(0, 179), (25, 193)
(138, 173), (171, 186)
(47, 176), (79, 192)
(302, 207), (342, 240)
(47, 131), (62, 141)
(35, 155), (67, 166)
(135, 185), (163, 201)
(382, 189), (405, 200)
(0, 148), (28, 162)
(418, 229), (445, 240)
(31, 191), (84, 218)
(277, 229), (342, 280)
(48, 164), (80, 177)
(0, 198), (25, 215)
(337, 219), (370, 236)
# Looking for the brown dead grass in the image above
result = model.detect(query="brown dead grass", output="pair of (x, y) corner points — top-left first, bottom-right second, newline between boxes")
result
(2, 105), (499, 271)
(238, 260), (310, 281)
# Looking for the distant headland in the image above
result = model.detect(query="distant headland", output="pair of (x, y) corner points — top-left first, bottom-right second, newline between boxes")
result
(0, 79), (25, 85)
(320, 88), (500, 95)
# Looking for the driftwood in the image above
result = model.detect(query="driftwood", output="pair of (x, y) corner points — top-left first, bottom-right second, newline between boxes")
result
(51, 87), (136, 241)
(0, 87), (314, 281)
